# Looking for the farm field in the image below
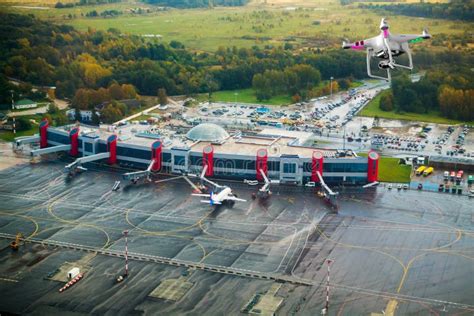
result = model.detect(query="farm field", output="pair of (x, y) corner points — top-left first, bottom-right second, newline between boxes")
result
(1, 1), (471, 51)
(359, 90), (474, 125)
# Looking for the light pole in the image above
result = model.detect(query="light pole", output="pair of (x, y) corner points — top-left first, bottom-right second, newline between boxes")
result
(10, 90), (14, 110)
(322, 259), (333, 315)
(123, 230), (129, 277)
(330, 77), (334, 99)
(10, 90), (16, 135)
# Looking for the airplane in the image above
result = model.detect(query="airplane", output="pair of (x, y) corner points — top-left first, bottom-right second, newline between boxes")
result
(342, 18), (431, 81)
(192, 187), (246, 206)
(192, 171), (246, 206)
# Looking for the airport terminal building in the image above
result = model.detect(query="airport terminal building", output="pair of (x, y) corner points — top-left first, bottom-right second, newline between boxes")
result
(40, 122), (379, 185)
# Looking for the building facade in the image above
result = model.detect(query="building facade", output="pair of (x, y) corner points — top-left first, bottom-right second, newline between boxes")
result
(45, 123), (378, 185)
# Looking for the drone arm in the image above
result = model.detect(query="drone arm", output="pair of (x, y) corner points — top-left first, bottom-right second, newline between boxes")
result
(383, 37), (394, 65)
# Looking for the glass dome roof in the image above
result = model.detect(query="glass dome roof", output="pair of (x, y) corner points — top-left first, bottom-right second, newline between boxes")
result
(186, 123), (229, 142)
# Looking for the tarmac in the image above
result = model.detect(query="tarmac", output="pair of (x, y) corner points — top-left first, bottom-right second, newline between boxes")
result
(0, 159), (473, 315)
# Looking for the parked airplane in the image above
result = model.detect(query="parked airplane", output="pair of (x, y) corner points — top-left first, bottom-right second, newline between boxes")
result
(192, 187), (246, 206)
(192, 169), (246, 206)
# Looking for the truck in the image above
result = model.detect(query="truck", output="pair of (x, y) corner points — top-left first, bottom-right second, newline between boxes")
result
(456, 170), (464, 184)
(443, 171), (449, 180)
(450, 171), (456, 181)
(415, 166), (426, 176)
(423, 167), (434, 177)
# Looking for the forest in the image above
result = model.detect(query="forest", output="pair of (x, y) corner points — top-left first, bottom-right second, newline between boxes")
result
(379, 69), (474, 121)
(0, 12), (473, 123)
(358, 0), (474, 22)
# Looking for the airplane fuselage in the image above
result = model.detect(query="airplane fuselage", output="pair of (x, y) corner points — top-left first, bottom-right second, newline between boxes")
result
(213, 187), (233, 204)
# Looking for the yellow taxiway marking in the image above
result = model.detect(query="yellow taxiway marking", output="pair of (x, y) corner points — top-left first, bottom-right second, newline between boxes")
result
(384, 299), (398, 316)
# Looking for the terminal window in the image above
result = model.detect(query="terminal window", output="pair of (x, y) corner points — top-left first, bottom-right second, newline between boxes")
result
(174, 155), (186, 166)
(283, 163), (297, 173)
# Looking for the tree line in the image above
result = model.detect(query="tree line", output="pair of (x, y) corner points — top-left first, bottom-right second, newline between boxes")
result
(358, 0), (474, 22)
(142, 0), (249, 8)
(379, 69), (474, 121)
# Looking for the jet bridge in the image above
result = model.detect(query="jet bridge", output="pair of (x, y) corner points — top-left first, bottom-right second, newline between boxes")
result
(14, 135), (40, 148)
(122, 159), (154, 183)
(31, 144), (71, 157)
(64, 134), (117, 175)
(30, 126), (80, 157)
(64, 152), (110, 174)
(14, 119), (47, 149)
(316, 171), (338, 209)
(257, 169), (272, 198)
(122, 140), (163, 183)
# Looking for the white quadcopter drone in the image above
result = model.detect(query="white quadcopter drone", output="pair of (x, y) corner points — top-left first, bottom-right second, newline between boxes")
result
(342, 18), (431, 81)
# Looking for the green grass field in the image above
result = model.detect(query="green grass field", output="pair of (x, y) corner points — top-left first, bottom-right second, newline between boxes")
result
(2, 1), (471, 51)
(359, 153), (412, 183)
(359, 90), (474, 125)
(378, 156), (412, 183)
(0, 126), (37, 142)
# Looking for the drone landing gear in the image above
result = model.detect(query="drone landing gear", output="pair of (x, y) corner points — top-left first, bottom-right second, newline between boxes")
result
(367, 48), (391, 82)
(392, 42), (413, 70)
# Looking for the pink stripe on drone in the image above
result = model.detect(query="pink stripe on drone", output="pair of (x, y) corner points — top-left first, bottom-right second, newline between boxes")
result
(351, 46), (364, 50)
(383, 29), (389, 38)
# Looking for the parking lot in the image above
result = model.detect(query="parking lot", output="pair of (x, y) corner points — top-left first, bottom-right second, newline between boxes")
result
(370, 123), (474, 159)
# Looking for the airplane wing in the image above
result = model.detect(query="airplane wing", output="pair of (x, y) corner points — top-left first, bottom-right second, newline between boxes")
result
(200, 200), (222, 204)
(226, 196), (247, 202)
(192, 193), (211, 197)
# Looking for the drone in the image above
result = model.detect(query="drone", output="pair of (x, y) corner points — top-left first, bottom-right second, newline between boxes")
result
(342, 18), (431, 81)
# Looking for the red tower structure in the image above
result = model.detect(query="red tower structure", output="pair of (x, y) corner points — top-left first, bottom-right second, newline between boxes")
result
(151, 140), (162, 172)
(256, 148), (268, 181)
(69, 127), (80, 157)
(107, 135), (117, 165)
(367, 150), (380, 182)
(202, 145), (214, 177)
(39, 119), (49, 149)
(311, 150), (324, 182)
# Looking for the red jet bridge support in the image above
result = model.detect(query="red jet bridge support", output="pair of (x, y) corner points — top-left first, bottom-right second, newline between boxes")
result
(107, 134), (117, 165)
(203, 145), (214, 177)
(30, 126), (80, 157)
(151, 140), (162, 172)
(311, 150), (324, 182)
(256, 148), (268, 181)
(64, 134), (117, 175)
(367, 151), (380, 183)
(122, 140), (163, 183)
(69, 127), (79, 157)
(39, 119), (49, 148)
